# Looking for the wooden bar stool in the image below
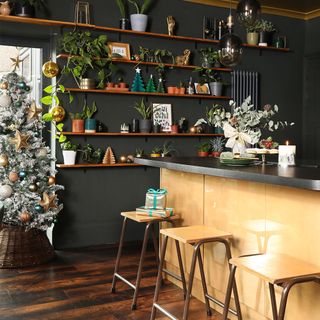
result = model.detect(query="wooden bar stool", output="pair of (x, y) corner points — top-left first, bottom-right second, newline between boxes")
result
(111, 211), (179, 310)
(151, 225), (242, 320)
(223, 253), (320, 320)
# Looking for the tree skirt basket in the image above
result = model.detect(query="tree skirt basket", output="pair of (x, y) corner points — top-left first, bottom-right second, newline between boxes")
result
(0, 224), (55, 268)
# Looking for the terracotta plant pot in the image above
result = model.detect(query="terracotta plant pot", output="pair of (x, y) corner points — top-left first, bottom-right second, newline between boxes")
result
(211, 151), (221, 158)
(115, 84), (119, 88)
(72, 119), (85, 133)
(167, 87), (176, 94)
(171, 125), (179, 134)
(119, 82), (127, 89)
(198, 151), (209, 157)
(178, 88), (186, 95)
(106, 82), (114, 88)
(174, 87), (180, 94)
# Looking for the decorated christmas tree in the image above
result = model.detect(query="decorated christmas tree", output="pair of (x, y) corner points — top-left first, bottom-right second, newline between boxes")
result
(131, 68), (145, 92)
(103, 147), (116, 164)
(0, 60), (63, 232)
(157, 77), (165, 93)
(146, 74), (156, 93)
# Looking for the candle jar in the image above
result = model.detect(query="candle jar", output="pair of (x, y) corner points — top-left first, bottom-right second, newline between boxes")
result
(278, 145), (296, 166)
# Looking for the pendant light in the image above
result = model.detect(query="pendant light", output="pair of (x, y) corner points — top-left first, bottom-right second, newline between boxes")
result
(237, 0), (261, 26)
(218, 1), (243, 67)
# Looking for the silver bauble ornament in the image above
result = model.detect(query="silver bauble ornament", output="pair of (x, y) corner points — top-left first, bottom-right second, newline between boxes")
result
(36, 148), (48, 158)
(0, 185), (13, 199)
(0, 93), (11, 108)
(28, 184), (38, 192)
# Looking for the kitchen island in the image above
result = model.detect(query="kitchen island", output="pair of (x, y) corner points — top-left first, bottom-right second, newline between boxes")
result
(135, 157), (320, 320)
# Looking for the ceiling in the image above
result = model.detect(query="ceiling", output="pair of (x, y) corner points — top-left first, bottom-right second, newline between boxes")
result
(260, 0), (320, 13)
(185, 0), (320, 20)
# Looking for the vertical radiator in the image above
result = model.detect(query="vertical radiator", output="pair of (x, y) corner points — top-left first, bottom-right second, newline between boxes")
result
(231, 71), (259, 108)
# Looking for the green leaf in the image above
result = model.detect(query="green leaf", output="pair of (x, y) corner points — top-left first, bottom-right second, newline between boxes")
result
(42, 113), (53, 122)
(53, 95), (60, 106)
(58, 84), (65, 93)
(43, 85), (53, 94)
(69, 93), (74, 103)
(59, 134), (67, 143)
(40, 96), (53, 106)
(56, 123), (64, 132)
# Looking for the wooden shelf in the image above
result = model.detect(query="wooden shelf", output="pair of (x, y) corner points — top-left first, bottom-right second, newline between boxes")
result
(56, 163), (143, 169)
(0, 16), (290, 53)
(61, 132), (223, 137)
(57, 54), (232, 73)
(65, 88), (231, 100)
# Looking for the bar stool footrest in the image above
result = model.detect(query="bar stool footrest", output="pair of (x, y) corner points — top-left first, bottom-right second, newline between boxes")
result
(154, 303), (179, 320)
(163, 268), (183, 282)
(114, 273), (136, 290)
(205, 293), (238, 316)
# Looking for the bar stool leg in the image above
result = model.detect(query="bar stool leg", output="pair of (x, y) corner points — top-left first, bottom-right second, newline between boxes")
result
(150, 235), (169, 320)
(278, 282), (292, 320)
(175, 240), (187, 299)
(222, 264), (237, 320)
(111, 217), (128, 294)
(151, 223), (160, 266)
(197, 247), (212, 316)
(182, 243), (201, 320)
(131, 222), (152, 310)
(268, 283), (278, 320)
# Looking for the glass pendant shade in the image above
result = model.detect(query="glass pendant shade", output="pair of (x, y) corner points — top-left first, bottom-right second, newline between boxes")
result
(237, 0), (261, 26)
(219, 33), (243, 67)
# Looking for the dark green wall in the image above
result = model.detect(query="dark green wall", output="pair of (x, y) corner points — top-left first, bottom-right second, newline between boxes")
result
(0, 1), (307, 248)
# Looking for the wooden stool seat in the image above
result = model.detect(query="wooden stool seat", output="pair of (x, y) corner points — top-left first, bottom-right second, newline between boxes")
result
(160, 225), (232, 244)
(121, 211), (179, 223)
(230, 254), (320, 285)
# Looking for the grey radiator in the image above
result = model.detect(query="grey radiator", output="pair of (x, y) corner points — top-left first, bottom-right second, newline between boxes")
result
(231, 71), (259, 108)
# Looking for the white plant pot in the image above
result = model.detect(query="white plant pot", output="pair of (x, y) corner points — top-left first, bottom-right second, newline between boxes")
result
(62, 151), (77, 165)
(130, 14), (148, 32)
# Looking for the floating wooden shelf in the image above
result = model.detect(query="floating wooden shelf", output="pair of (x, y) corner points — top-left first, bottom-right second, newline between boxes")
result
(57, 54), (232, 73)
(61, 132), (223, 137)
(56, 163), (143, 169)
(65, 88), (231, 100)
(0, 16), (290, 53)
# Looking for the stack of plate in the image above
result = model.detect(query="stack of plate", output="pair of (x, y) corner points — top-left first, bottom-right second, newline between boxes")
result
(220, 157), (256, 166)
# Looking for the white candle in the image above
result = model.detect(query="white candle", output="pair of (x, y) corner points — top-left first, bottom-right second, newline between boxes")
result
(278, 141), (296, 167)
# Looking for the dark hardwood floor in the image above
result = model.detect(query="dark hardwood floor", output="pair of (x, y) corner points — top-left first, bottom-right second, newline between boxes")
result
(0, 244), (223, 320)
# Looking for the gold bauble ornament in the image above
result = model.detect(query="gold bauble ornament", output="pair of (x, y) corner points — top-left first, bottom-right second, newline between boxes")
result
(48, 176), (56, 186)
(0, 82), (8, 90)
(50, 106), (66, 123)
(120, 155), (127, 163)
(8, 171), (19, 182)
(42, 61), (59, 78)
(28, 183), (38, 192)
(20, 211), (31, 223)
(0, 154), (9, 167)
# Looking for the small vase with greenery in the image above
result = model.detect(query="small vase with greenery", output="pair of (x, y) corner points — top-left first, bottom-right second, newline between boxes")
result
(150, 146), (162, 157)
(197, 141), (211, 157)
(61, 30), (117, 89)
(83, 102), (98, 133)
(61, 141), (78, 165)
(161, 141), (176, 157)
(12, 0), (47, 18)
(258, 19), (276, 46)
(116, 0), (130, 29)
(210, 137), (225, 157)
(134, 98), (152, 133)
(128, 0), (153, 32)
(70, 111), (85, 133)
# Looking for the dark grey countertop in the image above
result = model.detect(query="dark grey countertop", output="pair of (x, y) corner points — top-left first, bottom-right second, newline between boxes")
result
(134, 157), (320, 191)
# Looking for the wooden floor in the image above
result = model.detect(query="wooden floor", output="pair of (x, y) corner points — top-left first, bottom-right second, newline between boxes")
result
(0, 245), (223, 320)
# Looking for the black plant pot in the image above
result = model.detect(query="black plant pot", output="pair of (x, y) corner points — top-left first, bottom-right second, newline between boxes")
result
(259, 31), (273, 46)
(14, 3), (35, 17)
(153, 123), (161, 133)
(119, 18), (130, 30)
(205, 124), (215, 134)
(140, 119), (152, 133)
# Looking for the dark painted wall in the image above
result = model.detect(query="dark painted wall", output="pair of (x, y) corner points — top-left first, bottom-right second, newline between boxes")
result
(0, 1), (306, 248)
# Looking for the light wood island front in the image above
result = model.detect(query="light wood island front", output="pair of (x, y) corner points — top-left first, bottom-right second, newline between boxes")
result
(135, 157), (320, 320)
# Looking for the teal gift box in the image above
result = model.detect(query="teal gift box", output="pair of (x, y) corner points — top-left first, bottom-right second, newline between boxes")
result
(136, 206), (174, 218)
(145, 188), (167, 209)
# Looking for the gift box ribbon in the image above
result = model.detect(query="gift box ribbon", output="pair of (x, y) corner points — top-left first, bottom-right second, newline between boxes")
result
(147, 188), (167, 209)
(147, 208), (173, 218)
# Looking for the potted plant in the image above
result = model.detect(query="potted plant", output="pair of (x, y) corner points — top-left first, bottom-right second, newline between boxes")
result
(210, 137), (225, 157)
(134, 98), (152, 133)
(198, 48), (220, 68)
(197, 141), (211, 157)
(177, 82), (186, 95)
(61, 141), (78, 165)
(246, 20), (262, 45)
(70, 112), (85, 133)
(258, 19), (276, 46)
(128, 0), (153, 32)
(135, 148), (144, 158)
(61, 30), (114, 89)
(194, 67), (223, 97)
(171, 122), (179, 134)
(83, 101), (98, 133)
(116, 0), (130, 30)
(150, 146), (162, 158)
(118, 77), (127, 89)
(12, 0), (46, 17)
(161, 141), (176, 157)
(167, 85), (177, 94)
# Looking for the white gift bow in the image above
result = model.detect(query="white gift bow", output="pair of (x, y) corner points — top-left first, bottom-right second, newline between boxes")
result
(223, 123), (253, 148)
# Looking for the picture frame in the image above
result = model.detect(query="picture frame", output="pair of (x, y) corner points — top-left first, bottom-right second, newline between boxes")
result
(108, 42), (131, 60)
(194, 82), (211, 95)
(152, 103), (172, 132)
